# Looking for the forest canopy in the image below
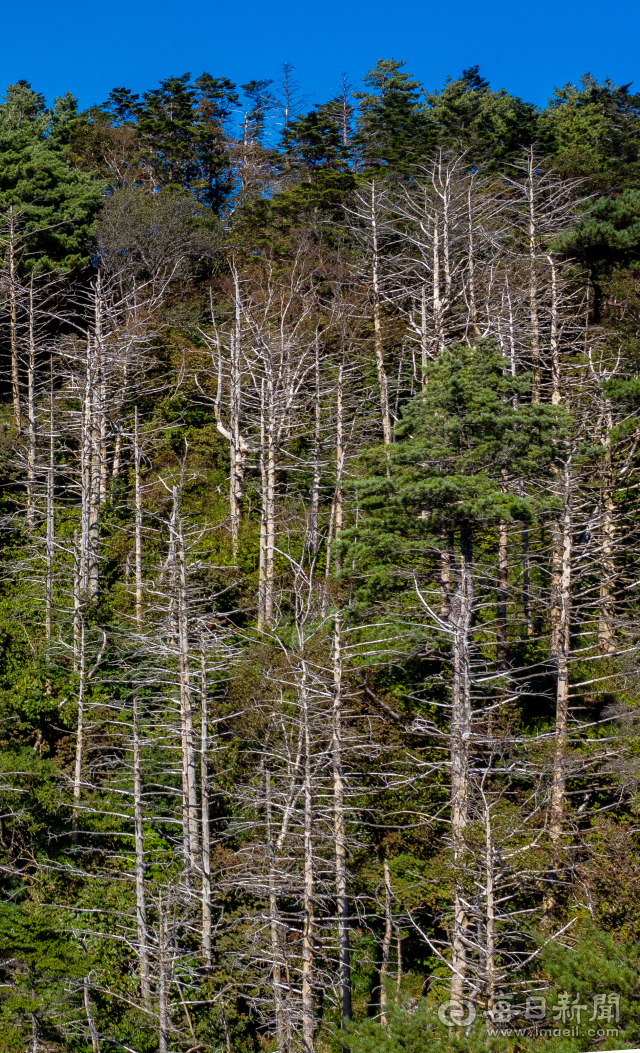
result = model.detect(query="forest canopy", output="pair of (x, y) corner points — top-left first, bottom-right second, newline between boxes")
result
(1, 58), (640, 1053)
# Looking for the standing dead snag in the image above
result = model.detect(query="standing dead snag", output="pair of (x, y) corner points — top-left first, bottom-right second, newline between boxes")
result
(301, 662), (315, 1053)
(26, 276), (37, 530)
(7, 206), (22, 432)
(134, 406), (144, 628)
(332, 613), (352, 1030)
(545, 458), (573, 920)
(449, 523), (473, 1007)
(169, 488), (200, 875)
(132, 692), (151, 1004)
(265, 763), (287, 1052)
(379, 857), (393, 1025)
(200, 646), (213, 969)
(369, 182), (393, 446)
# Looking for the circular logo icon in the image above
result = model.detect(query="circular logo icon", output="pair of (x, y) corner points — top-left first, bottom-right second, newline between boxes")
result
(438, 999), (477, 1028)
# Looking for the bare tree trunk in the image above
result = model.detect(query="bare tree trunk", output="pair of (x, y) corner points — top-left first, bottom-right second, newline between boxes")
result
(8, 207), (21, 432)
(332, 614), (352, 1030)
(134, 407), (143, 628)
(258, 381), (268, 629)
(323, 365), (344, 616)
(545, 460), (572, 920)
(172, 493), (200, 873)
(80, 341), (92, 595)
(45, 382), (54, 642)
(449, 523), (473, 1007)
(420, 285), (429, 389)
(379, 857), (393, 1025)
(111, 357), (128, 482)
(26, 277), (36, 530)
(370, 183), (392, 446)
(94, 275), (109, 505)
(167, 500), (190, 871)
(200, 648), (212, 969)
(133, 693), (151, 1003)
(88, 334), (101, 599)
(301, 669), (315, 1053)
(520, 480), (533, 637)
(264, 373), (276, 628)
(308, 345), (322, 552)
(440, 157), (452, 309)
(31, 999), (38, 1053)
(527, 153), (541, 404)
(496, 518), (508, 670)
(83, 977), (100, 1053)
(73, 532), (81, 671)
(467, 180), (480, 339)
(548, 255), (561, 405)
(158, 901), (170, 1053)
(482, 794), (496, 1013)
(333, 364), (344, 570)
(266, 766), (286, 1051)
(73, 617), (86, 829)
(439, 530), (453, 618)
(258, 372), (276, 629)
(598, 395), (616, 654)
(433, 214), (443, 355)
(229, 266), (248, 554)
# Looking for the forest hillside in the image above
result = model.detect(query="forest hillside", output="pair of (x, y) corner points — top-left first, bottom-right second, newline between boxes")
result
(1, 62), (640, 1052)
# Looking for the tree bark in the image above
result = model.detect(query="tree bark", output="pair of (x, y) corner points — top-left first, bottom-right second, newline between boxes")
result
(133, 693), (151, 1004)
(201, 648), (213, 968)
(308, 345), (322, 552)
(545, 460), (572, 920)
(158, 901), (170, 1053)
(370, 182), (392, 446)
(482, 794), (496, 1013)
(527, 152), (541, 404)
(134, 407), (143, 628)
(266, 766), (286, 1051)
(83, 976), (100, 1053)
(449, 523), (473, 1007)
(26, 277), (36, 530)
(73, 617), (86, 830)
(496, 518), (508, 670)
(598, 395), (616, 654)
(332, 614), (352, 1030)
(8, 207), (21, 432)
(258, 373), (276, 629)
(548, 255), (561, 406)
(172, 493), (200, 873)
(379, 857), (393, 1025)
(301, 666), (315, 1053)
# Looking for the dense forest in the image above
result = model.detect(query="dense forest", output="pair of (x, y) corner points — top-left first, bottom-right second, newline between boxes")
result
(1, 59), (640, 1052)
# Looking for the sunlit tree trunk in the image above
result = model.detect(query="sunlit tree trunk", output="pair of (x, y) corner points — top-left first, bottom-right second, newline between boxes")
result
(527, 152), (541, 404)
(134, 407), (143, 627)
(370, 183), (392, 445)
(8, 207), (21, 432)
(545, 460), (572, 920)
(200, 648), (213, 968)
(379, 857), (393, 1025)
(132, 693), (151, 1003)
(449, 524), (473, 1007)
(301, 666), (315, 1053)
(332, 614), (352, 1030)
(26, 277), (37, 530)
(266, 766), (286, 1051)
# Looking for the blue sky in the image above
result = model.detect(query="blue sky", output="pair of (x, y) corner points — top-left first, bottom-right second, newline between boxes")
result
(0, 0), (638, 115)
